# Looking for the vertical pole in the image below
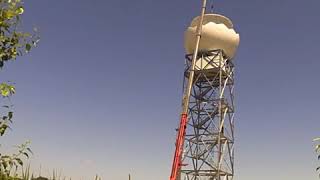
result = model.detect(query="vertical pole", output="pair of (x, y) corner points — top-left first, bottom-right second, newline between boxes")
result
(129, 174), (131, 180)
(217, 51), (223, 180)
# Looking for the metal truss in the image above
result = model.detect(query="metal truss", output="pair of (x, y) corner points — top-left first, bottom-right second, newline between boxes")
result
(179, 49), (235, 180)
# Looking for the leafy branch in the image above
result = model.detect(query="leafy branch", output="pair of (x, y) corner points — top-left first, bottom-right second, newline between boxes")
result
(0, 83), (32, 177)
(0, 0), (39, 68)
(0, 141), (32, 176)
(0, 0), (37, 177)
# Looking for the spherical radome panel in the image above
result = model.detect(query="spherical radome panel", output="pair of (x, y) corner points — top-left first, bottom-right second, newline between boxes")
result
(184, 14), (240, 59)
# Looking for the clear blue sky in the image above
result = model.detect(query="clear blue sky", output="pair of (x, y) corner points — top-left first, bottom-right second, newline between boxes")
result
(1, 0), (320, 179)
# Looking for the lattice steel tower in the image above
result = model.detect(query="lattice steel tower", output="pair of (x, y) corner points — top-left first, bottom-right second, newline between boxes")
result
(169, 1), (240, 180)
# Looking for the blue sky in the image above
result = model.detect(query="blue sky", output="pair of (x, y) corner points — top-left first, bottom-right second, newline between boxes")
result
(1, 0), (320, 179)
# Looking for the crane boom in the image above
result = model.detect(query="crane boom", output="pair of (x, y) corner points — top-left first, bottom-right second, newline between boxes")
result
(169, 1), (207, 180)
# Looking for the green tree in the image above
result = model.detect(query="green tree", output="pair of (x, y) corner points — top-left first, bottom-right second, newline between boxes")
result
(0, 0), (39, 177)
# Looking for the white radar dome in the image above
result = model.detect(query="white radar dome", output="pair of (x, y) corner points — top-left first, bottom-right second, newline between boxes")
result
(184, 14), (240, 59)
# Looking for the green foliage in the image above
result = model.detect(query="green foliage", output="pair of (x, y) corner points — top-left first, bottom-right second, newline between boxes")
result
(0, 0), (37, 177)
(0, 142), (31, 180)
(0, 103), (32, 173)
(1, 1), (98, 180)
(0, 83), (14, 137)
(0, 0), (39, 68)
(0, 107), (13, 136)
(0, 83), (15, 97)
(0, 81), (32, 176)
